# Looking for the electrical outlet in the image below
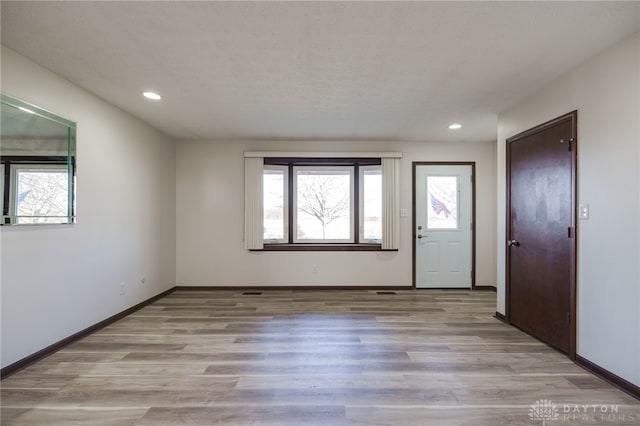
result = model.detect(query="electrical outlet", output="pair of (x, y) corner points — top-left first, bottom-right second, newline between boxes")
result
(400, 208), (408, 218)
(119, 282), (125, 295)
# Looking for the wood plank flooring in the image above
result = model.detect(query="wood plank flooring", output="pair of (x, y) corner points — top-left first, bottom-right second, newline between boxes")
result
(2, 290), (638, 425)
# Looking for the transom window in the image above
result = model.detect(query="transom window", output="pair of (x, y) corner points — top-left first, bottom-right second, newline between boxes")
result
(263, 158), (382, 247)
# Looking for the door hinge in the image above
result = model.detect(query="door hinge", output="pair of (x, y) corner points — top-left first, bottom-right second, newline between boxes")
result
(567, 312), (571, 324)
(560, 137), (574, 152)
(568, 227), (573, 238)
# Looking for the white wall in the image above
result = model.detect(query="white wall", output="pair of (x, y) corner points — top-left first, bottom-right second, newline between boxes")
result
(0, 47), (176, 368)
(497, 33), (640, 386)
(176, 139), (496, 288)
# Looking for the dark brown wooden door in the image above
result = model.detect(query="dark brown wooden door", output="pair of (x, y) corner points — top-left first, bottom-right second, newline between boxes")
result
(507, 112), (576, 355)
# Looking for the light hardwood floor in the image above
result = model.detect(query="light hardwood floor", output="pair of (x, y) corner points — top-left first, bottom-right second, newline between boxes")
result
(2, 290), (638, 425)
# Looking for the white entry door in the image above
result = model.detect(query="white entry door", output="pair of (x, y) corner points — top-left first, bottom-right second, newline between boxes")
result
(415, 164), (473, 288)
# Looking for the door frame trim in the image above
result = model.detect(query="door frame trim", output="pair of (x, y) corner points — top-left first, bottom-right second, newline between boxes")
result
(505, 110), (578, 359)
(412, 162), (476, 289)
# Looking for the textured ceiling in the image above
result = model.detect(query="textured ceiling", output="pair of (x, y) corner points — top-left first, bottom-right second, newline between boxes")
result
(1, 2), (639, 142)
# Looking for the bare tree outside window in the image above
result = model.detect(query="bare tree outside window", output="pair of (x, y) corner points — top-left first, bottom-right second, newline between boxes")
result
(261, 160), (383, 246)
(16, 168), (68, 224)
(296, 170), (351, 240)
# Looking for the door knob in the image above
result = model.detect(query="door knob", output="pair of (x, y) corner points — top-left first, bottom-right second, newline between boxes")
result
(507, 239), (520, 247)
(417, 234), (426, 239)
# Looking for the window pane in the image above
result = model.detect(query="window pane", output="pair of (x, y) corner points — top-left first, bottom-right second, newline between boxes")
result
(427, 176), (458, 229)
(362, 169), (382, 241)
(263, 168), (285, 241)
(16, 168), (68, 224)
(296, 168), (352, 241)
(0, 164), (4, 218)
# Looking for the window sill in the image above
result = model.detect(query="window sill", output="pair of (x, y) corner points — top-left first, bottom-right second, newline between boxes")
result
(258, 244), (386, 252)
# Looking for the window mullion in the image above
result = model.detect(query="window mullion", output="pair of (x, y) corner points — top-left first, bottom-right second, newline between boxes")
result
(354, 164), (359, 244)
(3, 161), (10, 218)
(288, 163), (294, 244)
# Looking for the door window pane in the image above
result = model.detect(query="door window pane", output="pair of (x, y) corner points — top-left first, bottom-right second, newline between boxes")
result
(427, 176), (458, 229)
(263, 167), (286, 242)
(295, 167), (353, 242)
(15, 167), (68, 224)
(362, 168), (382, 242)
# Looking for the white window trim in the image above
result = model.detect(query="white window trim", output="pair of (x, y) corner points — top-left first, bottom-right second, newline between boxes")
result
(293, 165), (355, 244)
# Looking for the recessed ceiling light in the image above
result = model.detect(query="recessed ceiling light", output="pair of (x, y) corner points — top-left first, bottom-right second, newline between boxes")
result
(18, 106), (35, 114)
(448, 123), (462, 130)
(142, 91), (162, 101)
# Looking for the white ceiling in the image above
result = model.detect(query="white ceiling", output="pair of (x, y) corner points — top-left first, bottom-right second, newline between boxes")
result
(2, 1), (639, 142)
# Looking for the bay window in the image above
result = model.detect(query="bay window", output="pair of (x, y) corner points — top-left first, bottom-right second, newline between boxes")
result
(245, 152), (400, 251)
